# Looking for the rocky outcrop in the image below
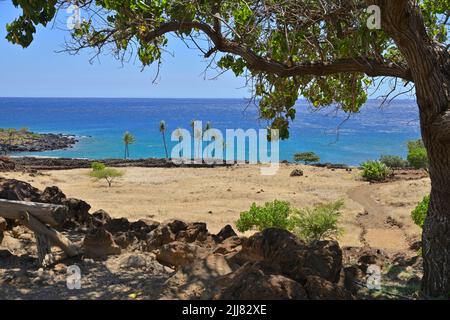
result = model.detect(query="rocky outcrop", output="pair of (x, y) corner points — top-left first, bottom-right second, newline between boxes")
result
(290, 169), (304, 177)
(231, 228), (342, 283)
(0, 178), (355, 300)
(156, 241), (209, 268)
(83, 227), (121, 258)
(212, 262), (308, 300)
(0, 132), (77, 153)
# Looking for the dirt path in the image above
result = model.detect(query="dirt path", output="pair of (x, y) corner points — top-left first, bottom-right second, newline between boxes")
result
(348, 184), (412, 253)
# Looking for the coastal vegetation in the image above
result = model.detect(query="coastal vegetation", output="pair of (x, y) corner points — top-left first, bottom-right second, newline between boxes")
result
(123, 132), (135, 159)
(379, 155), (409, 169)
(89, 162), (124, 187)
(0, 127), (76, 154)
(293, 152), (320, 165)
(407, 140), (429, 170)
(361, 161), (391, 182)
(159, 121), (168, 159)
(412, 196), (430, 229)
(236, 199), (343, 242)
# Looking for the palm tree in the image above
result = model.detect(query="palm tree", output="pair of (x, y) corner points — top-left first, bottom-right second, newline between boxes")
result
(190, 119), (196, 139)
(123, 131), (135, 159)
(160, 120), (168, 159)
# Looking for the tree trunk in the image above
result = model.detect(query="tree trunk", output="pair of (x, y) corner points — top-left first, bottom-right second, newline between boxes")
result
(162, 133), (168, 159)
(421, 131), (450, 297)
(370, 0), (450, 297)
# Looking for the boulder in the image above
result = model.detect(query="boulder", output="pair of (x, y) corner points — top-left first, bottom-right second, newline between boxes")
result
(176, 222), (208, 243)
(304, 276), (354, 300)
(156, 241), (209, 268)
(40, 186), (66, 204)
(213, 236), (242, 255)
(214, 224), (237, 242)
(162, 254), (232, 299)
(146, 219), (188, 250)
(83, 227), (121, 259)
(233, 228), (342, 283)
(61, 198), (92, 228)
(91, 209), (112, 227)
(103, 218), (131, 234)
(290, 169), (304, 177)
(212, 262), (308, 300)
(0, 179), (41, 202)
(130, 219), (160, 240)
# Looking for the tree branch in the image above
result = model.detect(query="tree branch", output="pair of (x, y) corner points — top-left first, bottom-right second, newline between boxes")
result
(141, 21), (413, 81)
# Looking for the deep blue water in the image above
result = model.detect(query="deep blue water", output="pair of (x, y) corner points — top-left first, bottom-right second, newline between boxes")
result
(0, 98), (421, 165)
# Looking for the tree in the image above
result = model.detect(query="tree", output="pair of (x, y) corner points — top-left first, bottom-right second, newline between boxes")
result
(89, 162), (123, 187)
(407, 139), (429, 170)
(293, 152), (320, 165)
(6, 0), (450, 297)
(123, 131), (135, 159)
(159, 120), (168, 159)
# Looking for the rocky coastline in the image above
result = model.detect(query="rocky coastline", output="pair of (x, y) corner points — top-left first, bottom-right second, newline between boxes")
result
(0, 129), (77, 154)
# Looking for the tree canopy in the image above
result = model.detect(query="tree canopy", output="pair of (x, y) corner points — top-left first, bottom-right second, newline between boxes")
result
(6, 1), (448, 139)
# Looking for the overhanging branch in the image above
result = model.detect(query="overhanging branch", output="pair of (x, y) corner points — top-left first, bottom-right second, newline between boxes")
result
(141, 20), (413, 82)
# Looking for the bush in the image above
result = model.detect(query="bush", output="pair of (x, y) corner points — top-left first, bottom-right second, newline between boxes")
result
(236, 199), (344, 242)
(407, 140), (428, 169)
(379, 155), (409, 168)
(289, 200), (344, 242)
(361, 161), (391, 182)
(89, 163), (123, 187)
(236, 200), (292, 232)
(293, 152), (320, 164)
(411, 195), (430, 228)
(91, 161), (106, 171)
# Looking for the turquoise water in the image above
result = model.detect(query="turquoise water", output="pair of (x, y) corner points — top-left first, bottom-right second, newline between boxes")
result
(0, 98), (421, 165)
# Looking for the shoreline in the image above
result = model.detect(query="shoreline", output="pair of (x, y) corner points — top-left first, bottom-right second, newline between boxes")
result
(2, 156), (359, 171)
(0, 129), (77, 154)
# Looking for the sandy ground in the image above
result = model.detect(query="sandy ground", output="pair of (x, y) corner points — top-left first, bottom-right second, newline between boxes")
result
(1, 164), (430, 252)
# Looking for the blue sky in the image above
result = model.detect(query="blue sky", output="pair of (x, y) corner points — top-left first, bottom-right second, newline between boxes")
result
(0, 2), (248, 98)
(0, 2), (414, 100)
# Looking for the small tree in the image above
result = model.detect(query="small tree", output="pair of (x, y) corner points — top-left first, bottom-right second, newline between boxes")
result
(159, 120), (168, 159)
(89, 162), (123, 187)
(293, 152), (320, 165)
(407, 140), (428, 170)
(123, 131), (135, 159)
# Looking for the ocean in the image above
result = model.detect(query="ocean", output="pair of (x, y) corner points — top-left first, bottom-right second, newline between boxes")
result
(0, 97), (421, 165)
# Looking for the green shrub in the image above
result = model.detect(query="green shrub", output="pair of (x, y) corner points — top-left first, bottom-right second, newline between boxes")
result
(411, 195), (430, 228)
(379, 155), (409, 168)
(289, 200), (344, 242)
(236, 200), (292, 232)
(91, 161), (106, 171)
(361, 161), (391, 181)
(236, 199), (344, 242)
(293, 152), (320, 164)
(407, 140), (428, 169)
(89, 164), (123, 187)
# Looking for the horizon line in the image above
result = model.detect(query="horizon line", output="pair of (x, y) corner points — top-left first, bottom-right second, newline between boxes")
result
(0, 96), (418, 101)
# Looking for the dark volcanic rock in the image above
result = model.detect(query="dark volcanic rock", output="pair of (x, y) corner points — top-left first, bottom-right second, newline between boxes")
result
(1, 132), (77, 153)
(40, 186), (66, 204)
(0, 179), (42, 202)
(232, 228), (342, 283)
(213, 262), (308, 300)
(214, 224), (237, 242)
(83, 228), (121, 259)
(304, 276), (354, 300)
(290, 169), (304, 177)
